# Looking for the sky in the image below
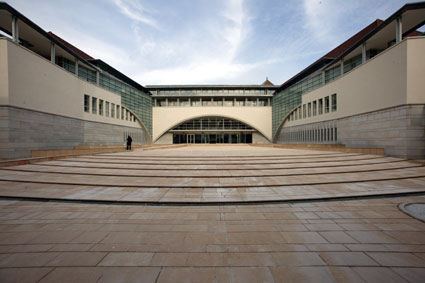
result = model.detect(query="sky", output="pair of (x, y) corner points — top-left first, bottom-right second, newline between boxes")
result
(6, 0), (419, 85)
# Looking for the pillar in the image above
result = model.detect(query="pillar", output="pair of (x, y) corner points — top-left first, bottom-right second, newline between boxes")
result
(50, 42), (55, 64)
(75, 60), (79, 76)
(396, 16), (402, 43)
(12, 15), (19, 43)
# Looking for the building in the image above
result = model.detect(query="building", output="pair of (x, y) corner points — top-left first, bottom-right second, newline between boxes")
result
(0, 2), (424, 160)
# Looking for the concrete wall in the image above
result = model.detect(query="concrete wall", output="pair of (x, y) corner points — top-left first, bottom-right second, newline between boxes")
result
(0, 40), (8, 105)
(0, 106), (148, 160)
(2, 38), (146, 130)
(276, 104), (425, 159)
(153, 106), (272, 142)
(281, 37), (425, 130)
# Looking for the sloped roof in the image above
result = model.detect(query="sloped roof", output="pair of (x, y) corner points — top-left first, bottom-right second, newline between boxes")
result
(48, 32), (94, 60)
(262, 78), (274, 86)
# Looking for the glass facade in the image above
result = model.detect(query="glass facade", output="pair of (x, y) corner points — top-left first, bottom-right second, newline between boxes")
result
(78, 65), (97, 84)
(272, 73), (322, 136)
(343, 54), (362, 73)
(325, 64), (341, 83)
(172, 117), (253, 131)
(58, 57), (76, 74)
(99, 74), (152, 135)
(171, 117), (255, 144)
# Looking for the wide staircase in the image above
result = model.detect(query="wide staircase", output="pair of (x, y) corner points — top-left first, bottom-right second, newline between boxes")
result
(0, 145), (424, 203)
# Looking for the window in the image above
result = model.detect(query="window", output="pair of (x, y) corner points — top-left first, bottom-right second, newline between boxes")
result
(313, 101), (317, 116)
(308, 103), (311, 117)
(191, 99), (201, 107)
(298, 107), (302, 119)
(224, 99), (233, 106)
(325, 64), (341, 83)
(78, 65), (97, 84)
(160, 100), (168, 107)
(121, 107), (125, 119)
(84, 95), (90, 112)
(116, 105), (120, 119)
(179, 99), (189, 107)
(332, 94), (337, 112)
(111, 103), (115, 118)
(126, 109), (129, 121)
(325, 96), (330, 113)
(92, 97), (97, 114)
(99, 99), (103, 116)
(303, 104), (306, 118)
(105, 101), (110, 117)
(318, 99), (323, 115)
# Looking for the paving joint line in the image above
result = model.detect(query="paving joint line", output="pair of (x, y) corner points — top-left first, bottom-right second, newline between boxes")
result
(1, 191), (425, 207)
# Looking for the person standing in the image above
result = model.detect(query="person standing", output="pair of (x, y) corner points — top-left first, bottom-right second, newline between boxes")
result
(126, 135), (132, 150)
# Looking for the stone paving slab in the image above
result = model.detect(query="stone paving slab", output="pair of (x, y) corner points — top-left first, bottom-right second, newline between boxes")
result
(0, 146), (424, 203)
(0, 196), (425, 282)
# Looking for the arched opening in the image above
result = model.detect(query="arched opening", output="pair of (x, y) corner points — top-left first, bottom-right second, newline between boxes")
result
(170, 116), (256, 144)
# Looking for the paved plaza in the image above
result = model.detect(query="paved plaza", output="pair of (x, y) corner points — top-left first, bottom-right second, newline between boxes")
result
(0, 146), (425, 282)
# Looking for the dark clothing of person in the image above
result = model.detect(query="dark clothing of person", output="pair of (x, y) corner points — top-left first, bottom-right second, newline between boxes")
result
(127, 136), (132, 150)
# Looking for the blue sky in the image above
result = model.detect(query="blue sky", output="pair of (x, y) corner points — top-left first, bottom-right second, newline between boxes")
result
(7, 0), (416, 85)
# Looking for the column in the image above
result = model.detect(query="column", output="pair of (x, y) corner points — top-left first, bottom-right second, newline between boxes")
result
(75, 60), (79, 76)
(12, 15), (19, 43)
(362, 42), (367, 64)
(396, 16), (402, 43)
(50, 42), (55, 64)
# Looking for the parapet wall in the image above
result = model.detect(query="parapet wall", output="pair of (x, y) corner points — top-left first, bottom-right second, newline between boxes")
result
(276, 104), (425, 159)
(0, 106), (149, 160)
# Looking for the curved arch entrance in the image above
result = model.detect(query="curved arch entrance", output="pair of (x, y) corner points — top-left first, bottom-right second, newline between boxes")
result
(170, 116), (258, 144)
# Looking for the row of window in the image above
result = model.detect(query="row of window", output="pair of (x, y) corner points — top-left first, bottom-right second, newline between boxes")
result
(280, 127), (338, 143)
(154, 89), (274, 96)
(287, 94), (337, 122)
(155, 98), (270, 107)
(172, 117), (253, 131)
(83, 94), (137, 122)
(272, 49), (378, 136)
(58, 57), (153, 135)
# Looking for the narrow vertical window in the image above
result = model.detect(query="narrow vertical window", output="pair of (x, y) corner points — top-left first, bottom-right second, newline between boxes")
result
(121, 107), (125, 119)
(303, 104), (306, 118)
(111, 103), (115, 118)
(313, 101), (317, 116)
(105, 101), (110, 117)
(325, 96), (330, 113)
(332, 94), (337, 112)
(99, 99), (103, 116)
(308, 103), (311, 117)
(116, 105), (120, 119)
(84, 95), (90, 113)
(92, 97), (97, 114)
(318, 99), (323, 115)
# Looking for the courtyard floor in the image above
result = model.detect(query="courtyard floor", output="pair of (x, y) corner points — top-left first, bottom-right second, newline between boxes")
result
(0, 145), (424, 282)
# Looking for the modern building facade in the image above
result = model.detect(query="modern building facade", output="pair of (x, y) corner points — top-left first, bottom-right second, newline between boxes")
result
(0, 2), (424, 160)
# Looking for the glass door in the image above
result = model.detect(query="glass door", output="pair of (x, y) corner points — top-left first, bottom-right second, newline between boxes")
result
(187, 134), (195, 144)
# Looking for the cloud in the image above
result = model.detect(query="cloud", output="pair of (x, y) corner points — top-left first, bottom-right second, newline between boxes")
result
(130, 0), (276, 84)
(136, 58), (280, 85)
(302, 0), (362, 45)
(113, 0), (159, 29)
